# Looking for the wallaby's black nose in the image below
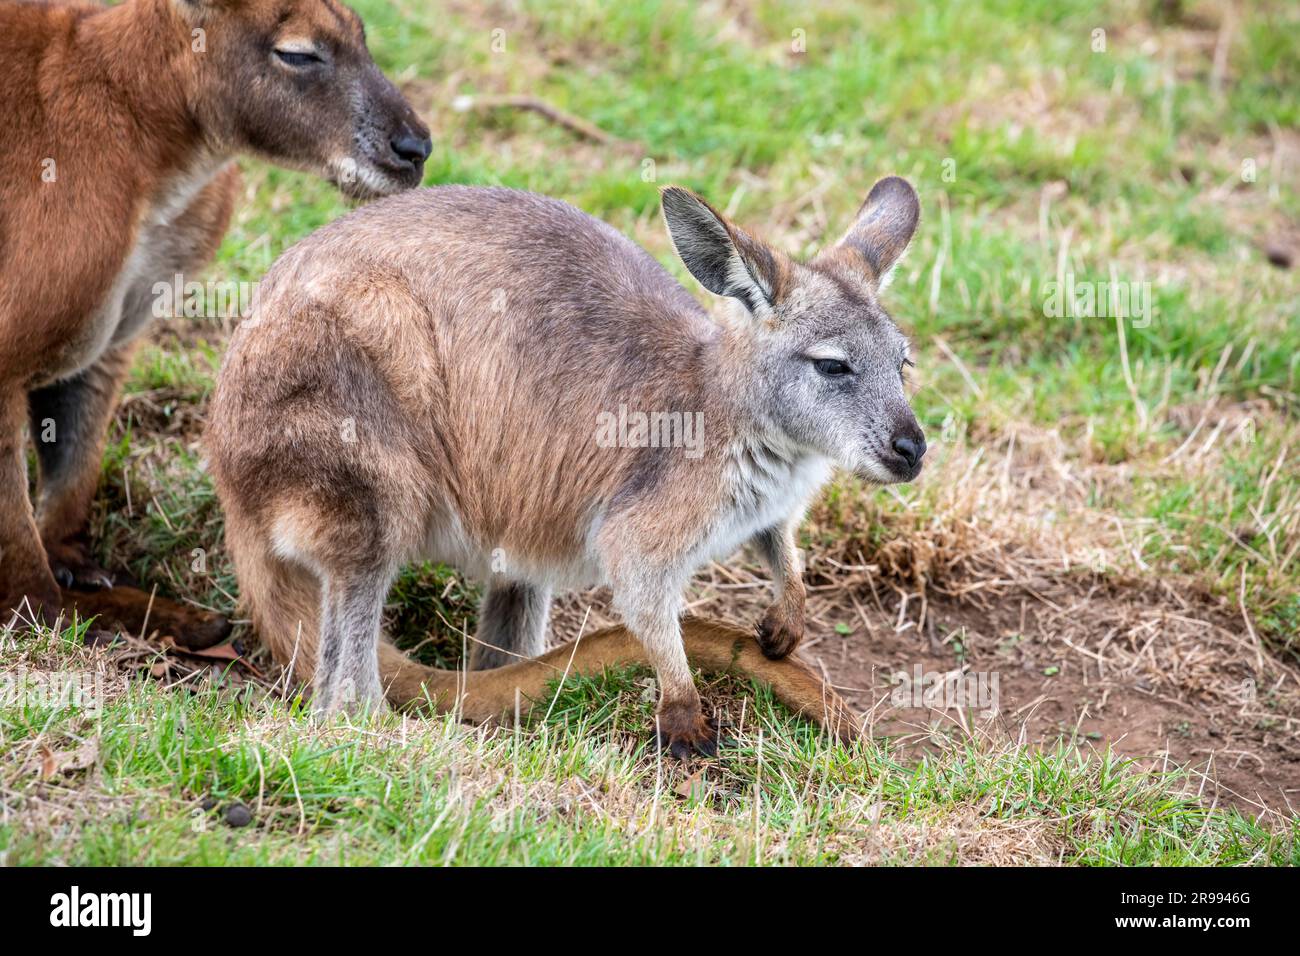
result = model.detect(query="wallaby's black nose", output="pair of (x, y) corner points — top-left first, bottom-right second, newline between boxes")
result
(390, 132), (432, 167)
(892, 435), (926, 469)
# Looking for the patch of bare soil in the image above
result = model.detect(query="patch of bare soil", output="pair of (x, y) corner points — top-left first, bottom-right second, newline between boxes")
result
(551, 566), (1300, 818)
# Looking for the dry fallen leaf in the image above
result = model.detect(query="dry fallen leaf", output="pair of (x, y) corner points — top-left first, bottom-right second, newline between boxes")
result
(35, 738), (99, 780)
(674, 771), (707, 801)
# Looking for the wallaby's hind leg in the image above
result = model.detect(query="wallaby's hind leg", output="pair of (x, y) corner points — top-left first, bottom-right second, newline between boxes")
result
(315, 571), (391, 715)
(470, 579), (551, 670)
(27, 343), (135, 589)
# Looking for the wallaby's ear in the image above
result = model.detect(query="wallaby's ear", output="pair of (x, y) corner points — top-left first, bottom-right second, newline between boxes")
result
(837, 176), (920, 286)
(661, 186), (784, 317)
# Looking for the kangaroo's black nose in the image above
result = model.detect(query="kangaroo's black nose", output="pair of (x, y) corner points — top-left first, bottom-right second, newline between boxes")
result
(390, 132), (432, 166)
(892, 435), (926, 469)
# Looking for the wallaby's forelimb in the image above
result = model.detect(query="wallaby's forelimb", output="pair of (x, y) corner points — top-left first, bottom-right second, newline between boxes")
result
(753, 522), (807, 660)
(315, 572), (388, 713)
(29, 343), (136, 589)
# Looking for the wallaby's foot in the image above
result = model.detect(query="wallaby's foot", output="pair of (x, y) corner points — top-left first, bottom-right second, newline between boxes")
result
(46, 538), (128, 591)
(756, 601), (804, 660)
(83, 627), (126, 648)
(61, 586), (232, 649)
(654, 701), (719, 759)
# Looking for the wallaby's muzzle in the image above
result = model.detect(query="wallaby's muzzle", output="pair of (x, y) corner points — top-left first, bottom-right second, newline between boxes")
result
(884, 412), (927, 481)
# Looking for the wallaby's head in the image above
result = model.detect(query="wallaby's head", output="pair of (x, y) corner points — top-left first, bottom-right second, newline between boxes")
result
(172, 0), (431, 198)
(662, 176), (926, 483)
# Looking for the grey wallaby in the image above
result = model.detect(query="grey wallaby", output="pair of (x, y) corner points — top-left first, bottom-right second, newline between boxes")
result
(207, 177), (924, 754)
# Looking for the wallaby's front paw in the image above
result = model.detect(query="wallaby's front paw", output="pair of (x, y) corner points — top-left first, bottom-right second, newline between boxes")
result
(654, 702), (720, 759)
(756, 602), (804, 660)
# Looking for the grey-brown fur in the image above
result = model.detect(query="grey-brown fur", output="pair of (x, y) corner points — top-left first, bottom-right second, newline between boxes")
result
(208, 178), (925, 754)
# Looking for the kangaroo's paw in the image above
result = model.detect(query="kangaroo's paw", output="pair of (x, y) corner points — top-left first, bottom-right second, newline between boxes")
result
(46, 539), (134, 591)
(3, 583), (64, 632)
(62, 586), (232, 650)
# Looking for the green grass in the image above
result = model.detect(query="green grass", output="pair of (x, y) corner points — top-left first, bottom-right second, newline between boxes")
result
(4, 0), (1298, 863)
(3, 622), (1294, 865)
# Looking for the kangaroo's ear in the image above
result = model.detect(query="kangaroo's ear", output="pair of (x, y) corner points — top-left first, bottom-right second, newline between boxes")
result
(836, 176), (920, 287)
(171, 0), (224, 24)
(661, 186), (784, 317)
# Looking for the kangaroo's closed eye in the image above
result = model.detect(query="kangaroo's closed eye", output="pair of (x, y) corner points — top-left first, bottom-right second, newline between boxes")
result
(274, 48), (323, 68)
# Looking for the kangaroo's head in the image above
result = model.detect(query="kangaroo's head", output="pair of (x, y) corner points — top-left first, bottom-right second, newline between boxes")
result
(662, 176), (925, 483)
(174, 0), (431, 198)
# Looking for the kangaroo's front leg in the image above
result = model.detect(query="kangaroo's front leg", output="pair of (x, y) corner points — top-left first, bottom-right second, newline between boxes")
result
(26, 345), (232, 648)
(314, 568), (392, 716)
(27, 343), (136, 589)
(0, 385), (61, 623)
(753, 521), (806, 659)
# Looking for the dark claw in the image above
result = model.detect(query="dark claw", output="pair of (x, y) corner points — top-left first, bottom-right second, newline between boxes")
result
(50, 558), (116, 592)
(756, 605), (804, 659)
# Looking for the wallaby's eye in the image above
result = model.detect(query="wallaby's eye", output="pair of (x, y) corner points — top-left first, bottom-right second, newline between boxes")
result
(813, 358), (853, 377)
(901, 357), (915, 375)
(274, 48), (324, 68)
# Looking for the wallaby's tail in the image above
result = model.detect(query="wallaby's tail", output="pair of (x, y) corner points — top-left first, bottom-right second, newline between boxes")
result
(230, 520), (861, 742)
(224, 517), (323, 684)
(385, 618), (863, 744)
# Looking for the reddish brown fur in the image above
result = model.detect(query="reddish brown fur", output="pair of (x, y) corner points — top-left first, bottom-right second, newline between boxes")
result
(0, 0), (428, 634)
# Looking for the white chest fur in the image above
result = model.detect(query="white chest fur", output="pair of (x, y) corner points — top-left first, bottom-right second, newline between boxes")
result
(697, 434), (832, 565)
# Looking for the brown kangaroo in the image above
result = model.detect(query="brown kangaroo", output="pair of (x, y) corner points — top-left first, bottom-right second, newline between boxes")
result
(207, 180), (921, 754)
(0, 0), (430, 642)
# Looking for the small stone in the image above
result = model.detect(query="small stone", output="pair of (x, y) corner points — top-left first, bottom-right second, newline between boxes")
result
(223, 802), (253, 828)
